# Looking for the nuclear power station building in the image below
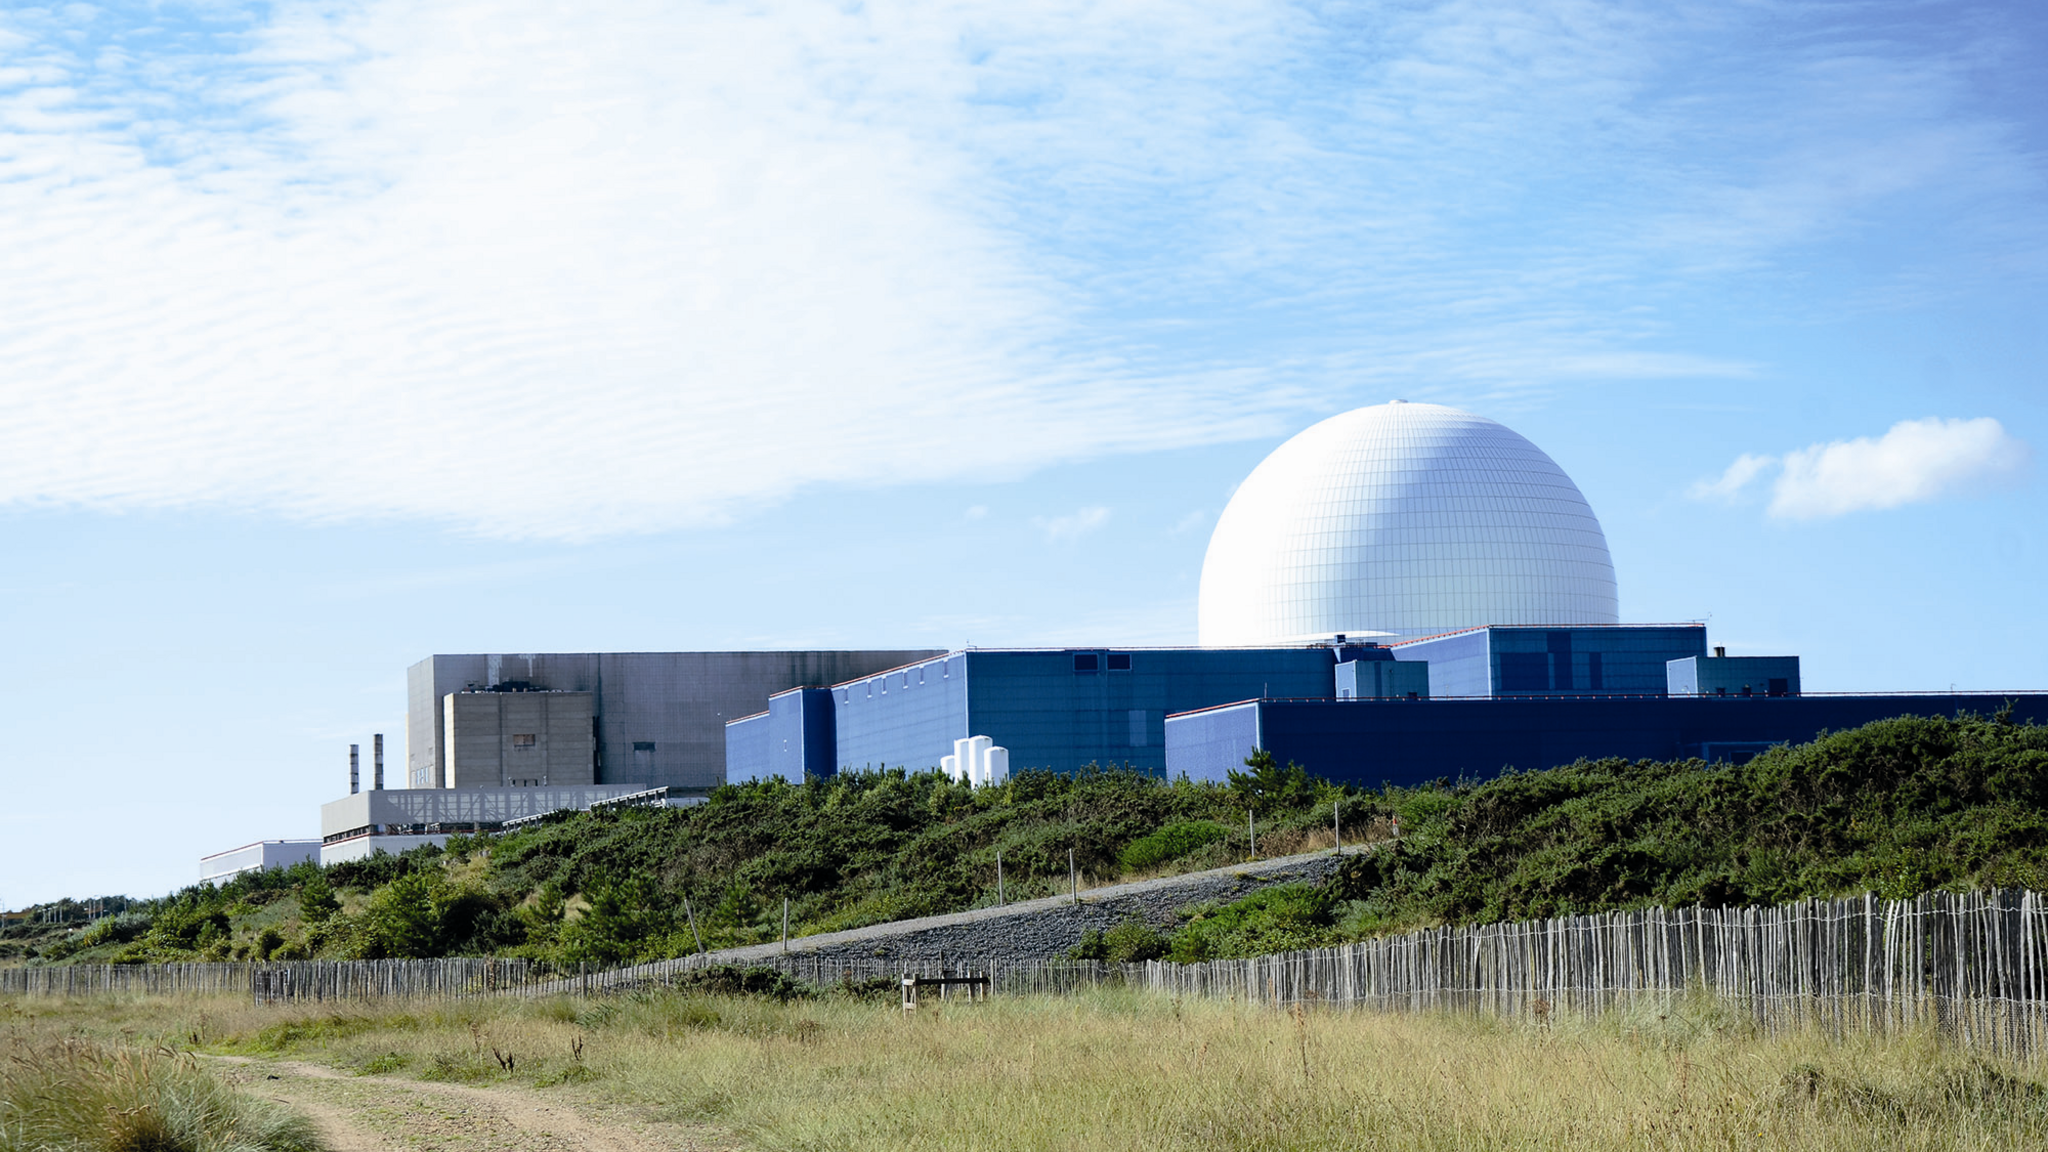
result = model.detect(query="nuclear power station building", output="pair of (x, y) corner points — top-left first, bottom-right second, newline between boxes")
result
(722, 402), (2045, 785)
(268, 400), (2043, 872)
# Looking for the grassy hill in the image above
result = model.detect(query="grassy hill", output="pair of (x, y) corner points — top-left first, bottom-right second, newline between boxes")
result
(11, 709), (2047, 969)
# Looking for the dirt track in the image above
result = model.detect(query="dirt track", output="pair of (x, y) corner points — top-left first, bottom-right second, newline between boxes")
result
(210, 1056), (736, 1152)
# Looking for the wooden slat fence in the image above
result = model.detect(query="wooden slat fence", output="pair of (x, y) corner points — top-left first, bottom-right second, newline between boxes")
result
(1133, 890), (2048, 1057)
(0, 958), (552, 1003)
(8, 890), (2048, 1056)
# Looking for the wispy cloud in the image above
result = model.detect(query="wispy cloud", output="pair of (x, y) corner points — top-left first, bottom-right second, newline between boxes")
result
(0, 2), (2035, 539)
(1772, 418), (2031, 520)
(1691, 418), (2031, 519)
(1036, 506), (1110, 542)
(1688, 454), (1777, 503)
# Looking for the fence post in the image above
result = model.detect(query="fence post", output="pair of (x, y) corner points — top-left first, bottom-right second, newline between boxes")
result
(997, 849), (1004, 906)
(1069, 849), (1078, 906)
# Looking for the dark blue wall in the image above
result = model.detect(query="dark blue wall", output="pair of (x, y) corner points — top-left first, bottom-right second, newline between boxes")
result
(1391, 625), (1707, 697)
(1167, 694), (2048, 789)
(826, 647), (1338, 776)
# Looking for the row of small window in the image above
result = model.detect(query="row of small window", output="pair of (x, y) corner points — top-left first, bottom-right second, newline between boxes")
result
(1074, 653), (1133, 673)
(853, 663), (952, 700)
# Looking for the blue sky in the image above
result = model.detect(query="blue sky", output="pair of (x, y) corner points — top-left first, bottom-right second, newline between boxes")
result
(2, 0), (2043, 905)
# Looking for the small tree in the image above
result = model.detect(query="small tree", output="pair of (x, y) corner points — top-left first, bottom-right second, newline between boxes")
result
(298, 875), (341, 923)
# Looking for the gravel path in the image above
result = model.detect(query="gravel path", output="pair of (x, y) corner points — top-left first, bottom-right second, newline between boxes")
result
(210, 1055), (734, 1152)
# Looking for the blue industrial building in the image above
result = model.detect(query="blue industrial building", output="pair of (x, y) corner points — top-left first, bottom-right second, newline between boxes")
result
(1163, 693), (2048, 788)
(724, 624), (2034, 790)
(1387, 624), (1708, 696)
(729, 646), (1341, 782)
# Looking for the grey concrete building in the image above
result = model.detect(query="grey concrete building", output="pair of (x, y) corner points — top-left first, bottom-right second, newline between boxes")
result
(408, 651), (942, 791)
(442, 690), (595, 788)
(320, 786), (644, 863)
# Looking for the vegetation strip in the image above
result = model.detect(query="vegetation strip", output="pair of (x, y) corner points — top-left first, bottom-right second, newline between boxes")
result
(9, 711), (2045, 974)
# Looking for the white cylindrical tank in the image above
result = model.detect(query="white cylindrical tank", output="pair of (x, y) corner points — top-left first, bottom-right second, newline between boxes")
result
(941, 754), (960, 782)
(985, 745), (1009, 786)
(966, 736), (993, 785)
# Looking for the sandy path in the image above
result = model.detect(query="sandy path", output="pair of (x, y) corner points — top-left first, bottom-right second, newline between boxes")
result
(209, 1055), (732, 1152)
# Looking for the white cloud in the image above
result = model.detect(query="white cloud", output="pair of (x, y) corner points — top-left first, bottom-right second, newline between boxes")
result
(964, 505), (989, 521)
(1170, 509), (1210, 535)
(1695, 418), (2031, 518)
(1769, 417), (2030, 519)
(0, 1), (1300, 540)
(0, 2), (2034, 540)
(1688, 453), (1777, 502)
(1036, 506), (1110, 542)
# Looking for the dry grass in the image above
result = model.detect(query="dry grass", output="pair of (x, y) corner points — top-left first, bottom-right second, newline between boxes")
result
(0, 1032), (324, 1152)
(7, 989), (2047, 1150)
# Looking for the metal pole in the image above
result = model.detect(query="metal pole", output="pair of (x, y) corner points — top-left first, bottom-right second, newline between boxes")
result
(1069, 849), (1078, 906)
(782, 898), (790, 953)
(996, 849), (1005, 906)
(1248, 810), (1256, 860)
(684, 895), (705, 954)
(1334, 800), (1341, 853)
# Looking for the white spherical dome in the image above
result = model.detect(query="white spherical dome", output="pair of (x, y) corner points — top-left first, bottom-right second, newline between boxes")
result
(1198, 401), (1618, 645)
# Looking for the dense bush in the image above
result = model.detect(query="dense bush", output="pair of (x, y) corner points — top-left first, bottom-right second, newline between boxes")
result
(1119, 821), (1228, 871)
(1167, 711), (2048, 958)
(19, 711), (2045, 970)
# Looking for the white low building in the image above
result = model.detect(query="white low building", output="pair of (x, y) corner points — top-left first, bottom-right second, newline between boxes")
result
(200, 840), (321, 884)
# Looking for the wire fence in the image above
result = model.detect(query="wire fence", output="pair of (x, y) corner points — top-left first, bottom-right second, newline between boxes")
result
(8, 890), (2048, 1056)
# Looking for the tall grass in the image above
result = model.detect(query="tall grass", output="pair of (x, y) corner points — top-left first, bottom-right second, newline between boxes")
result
(0, 1037), (324, 1152)
(14, 988), (2048, 1150)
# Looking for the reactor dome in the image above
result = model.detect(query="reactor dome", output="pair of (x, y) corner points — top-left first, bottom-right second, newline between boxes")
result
(1197, 401), (1619, 645)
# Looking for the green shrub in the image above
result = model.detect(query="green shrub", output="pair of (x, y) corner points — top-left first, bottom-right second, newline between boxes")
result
(1119, 821), (1227, 872)
(1069, 918), (1171, 963)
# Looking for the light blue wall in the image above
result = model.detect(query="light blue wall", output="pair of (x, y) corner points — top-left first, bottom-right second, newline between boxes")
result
(1162, 701), (1262, 784)
(723, 711), (771, 783)
(1391, 630), (1490, 695)
(832, 653), (969, 772)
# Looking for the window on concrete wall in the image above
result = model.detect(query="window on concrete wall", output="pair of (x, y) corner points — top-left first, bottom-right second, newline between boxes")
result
(512, 734), (536, 748)
(1073, 654), (1099, 673)
(1107, 653), (1132, 671)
